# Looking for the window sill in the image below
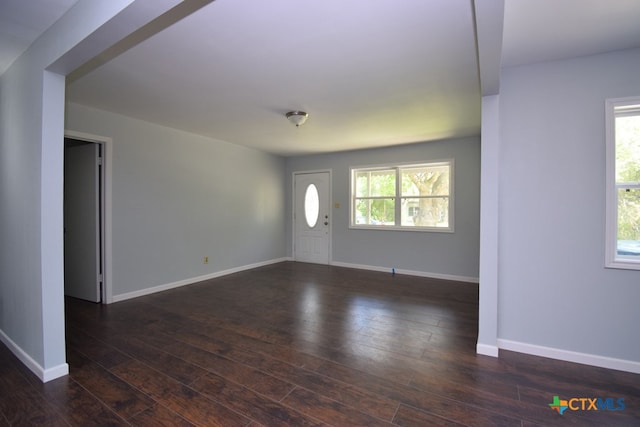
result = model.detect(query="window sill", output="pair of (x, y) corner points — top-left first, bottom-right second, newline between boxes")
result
(349, 224), (454, 233)
(605, 259), (640, 271)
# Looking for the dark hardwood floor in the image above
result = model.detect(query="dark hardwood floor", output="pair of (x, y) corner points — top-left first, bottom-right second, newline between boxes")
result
(1, 262), (638, 426)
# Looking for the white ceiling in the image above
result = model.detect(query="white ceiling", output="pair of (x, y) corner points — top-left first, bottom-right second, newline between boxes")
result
(0, 0), (79, 74)
(2, 0), (640, 156)
(66, 0), (481, 156)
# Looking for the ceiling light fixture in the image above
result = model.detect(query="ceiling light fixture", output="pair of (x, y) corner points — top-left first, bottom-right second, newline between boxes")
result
(286, 111), (309, 127)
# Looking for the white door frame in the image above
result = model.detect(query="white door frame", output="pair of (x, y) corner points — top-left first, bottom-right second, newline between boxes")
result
(64, 130), (113, 304)
(292, 169), (332, 264)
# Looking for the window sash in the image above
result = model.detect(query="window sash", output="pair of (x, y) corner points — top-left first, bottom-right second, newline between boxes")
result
(350, 161), (453, 232)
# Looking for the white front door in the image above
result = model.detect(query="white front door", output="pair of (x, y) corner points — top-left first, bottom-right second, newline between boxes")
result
(294, 171), (330, 264)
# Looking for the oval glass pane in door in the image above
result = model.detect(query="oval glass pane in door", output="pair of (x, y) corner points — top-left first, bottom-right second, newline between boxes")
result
(304, 184), (320, 228)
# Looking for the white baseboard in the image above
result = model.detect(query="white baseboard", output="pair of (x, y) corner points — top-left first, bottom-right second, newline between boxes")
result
(497, 339), (640, 374)
(330, 261), (479, 284)
(43, 363), (71, 382)
(0, 328), (69, 382)
(113, 257), (290, 302)
(476, 343), (499, 357)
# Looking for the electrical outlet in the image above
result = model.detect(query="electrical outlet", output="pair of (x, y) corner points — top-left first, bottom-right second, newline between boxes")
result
(203, 256), (209, 264)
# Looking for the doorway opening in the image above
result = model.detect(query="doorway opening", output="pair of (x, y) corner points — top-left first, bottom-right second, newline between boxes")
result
(63, 131), (112, 303)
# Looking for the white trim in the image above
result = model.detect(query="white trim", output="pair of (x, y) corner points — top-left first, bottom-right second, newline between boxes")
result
(476, 343), (499, 357)
(112, 258), (290, 302)
(497, 339), (640, 374)
(43, 363), (71, 382)
(347, 224), (454, 233)
(329, 261), (478, 283)
(64, 130), (114, 303)
(0, 329), (69, 382)
(604, 97), (640, 271)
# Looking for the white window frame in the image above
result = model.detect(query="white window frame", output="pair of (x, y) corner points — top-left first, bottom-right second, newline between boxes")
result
(605, 96), (640, 270)
(349, 160), (454, 232)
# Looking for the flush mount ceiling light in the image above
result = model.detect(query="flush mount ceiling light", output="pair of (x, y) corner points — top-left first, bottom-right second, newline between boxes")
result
(286, 111), (309, 127)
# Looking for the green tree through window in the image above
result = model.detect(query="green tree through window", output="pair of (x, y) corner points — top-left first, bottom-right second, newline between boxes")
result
(615, 114), (640, 244)
(352, 161), (452, 231)
(402, 165), (449, 227)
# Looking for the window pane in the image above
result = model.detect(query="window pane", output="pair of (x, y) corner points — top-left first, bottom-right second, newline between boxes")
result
(356, 170), (395, 197)
(615, 115), (640, 183)
(617, 188), (640, 257)
(401, 165), (449, 196)
(304, 184), (319, 228)
(355, 198), (395, 225)
(401, 197), (448, 227)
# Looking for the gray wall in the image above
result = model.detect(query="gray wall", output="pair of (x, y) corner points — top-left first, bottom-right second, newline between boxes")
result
(498, 48), (640, 362)
(66, 103), (286, 297)
(285, 137), (481, 280)
(0, 0), (152, 379)
(0, 34), (49, 372)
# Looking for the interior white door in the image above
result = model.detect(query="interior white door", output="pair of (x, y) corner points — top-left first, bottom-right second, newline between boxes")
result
(294, 171), (330, 264)
(64, 141), (101, 302)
